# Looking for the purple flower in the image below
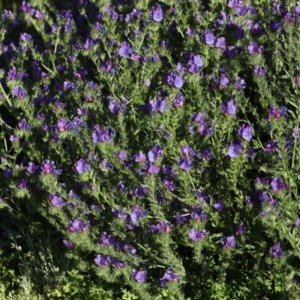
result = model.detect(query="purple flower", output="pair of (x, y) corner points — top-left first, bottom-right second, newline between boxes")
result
(248, 42), (264, 55)
(292, 128), (300, 139)
(221, 235), (236, 248)
(7, 68), (21, 80)
(174, 74), (184, 88)
(84, 38), (94, 50)
(13, 86), (27, 99)
(234, 76), (246, 90)
(49, 193), (65, 207)
(280, 107), (287, 117)
(146, 163), (160, 174)
(68, 190), (80, 200)
(192, 112), (214, 136)
(271, 242), (285, 257)
(296, 74), (300, 87)
(215, 37), (226, 50)
(112, 208), (128, 219)
(119, 41), (133, 57)
(101, 61), (113, 73)
(151, 6), (164, 22)
(175, 212), (191, 225)
(57, 117), (68, 132)
(251, 23), (264, 35)
(148, 145), (163, 162)
(68, 218), (89, 233)
(112, 259), (127, 269)
(8, 69), (28, 81)
(237, 223), (246, 235)
(104, 5), (118, 20)
(63, 239), (75, 249)
(225, 46), (238, 58)
(192, 54), (203, 66)
(166, 72), (184, 89)
(246, 148), (256, 158)
(220, 99), (237, 115)
(99, 232), (115, 246)
(117, 150), (127, 161)
(130, 205), (147, 223)
(271, 177), (287, 192)
(228, 0), (242, 8)
(54, 101), (66, 110)
(133, 151), (146, 162)
(18, 178), (27, 190)
(147, 100), (168, 113)
(27, 162), (36, 174)
(9, 134), (18, 143)
(268, 106), (281, 119)
(204, 31), (216, 45)
(2, 9), (14, 19)
(34, 10), (45, 19)
(125, 244), (137, 256)
(132, 269), (147, 283)
(189, 228), (207, 242)
(20, 33), (32, 42)
(285, 136), (293, 149)
(191, 206), (207, 222)
(219, 74), (229, 87)
(173, 92), (184, 107)
(187, 54), (203, 73)
(94, 254), (111, 267)
(131, 8), (142, 19)
(194, 189), (209, 203)
(21, 1), (34, 14)
(74, 159), (91, 175)
(135, 186), (149, 198)
(160, 269), (180, 287)
(149, 221), (171, 234)
(3, 168), (12, 179)
(269, 20), (282, 31)
(193, 113), (206, 124)
(129, 51), (141, 62)
(214, 200), (225, 211)
(92, 125), (115, 143)
(176, 62), (184, 73)
(178, 157), (192, 171)
(254, 66), (266, 77)
(181, 145), (195, 157)
(296, 2), (300, 14)
(41, 160), (61, 176)
(198, 122), (214, 136)
(63, 81), (75, 91)
(228, 141), (244, 158)
(162, 164), (176, 177)
(65, 116), (83, 134)
(238, 124), (253, 141)
(163, 179), (176, 191)
(86, 81), (98, 90)
(109, 100), (126, 114)
(295, 218), (300, 228)
(263, 140), (279, 153)
(98, 158), (111, 172)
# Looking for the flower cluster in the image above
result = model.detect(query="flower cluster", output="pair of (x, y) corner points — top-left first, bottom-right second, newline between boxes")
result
(1, 1), (299, 298)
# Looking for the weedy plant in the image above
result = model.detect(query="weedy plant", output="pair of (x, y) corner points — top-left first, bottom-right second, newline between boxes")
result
(1, 0), (300, 299)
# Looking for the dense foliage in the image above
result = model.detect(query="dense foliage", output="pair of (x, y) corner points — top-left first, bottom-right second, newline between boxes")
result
(1, 0), (300, 299)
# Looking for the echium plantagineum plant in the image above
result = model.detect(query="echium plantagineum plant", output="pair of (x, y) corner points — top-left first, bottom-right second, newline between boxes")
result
(2, 0), (300, 298)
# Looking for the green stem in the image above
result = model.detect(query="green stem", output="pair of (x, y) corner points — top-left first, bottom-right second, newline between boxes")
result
(0, 82), (12, 107)
(187, 171), (196, 191)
